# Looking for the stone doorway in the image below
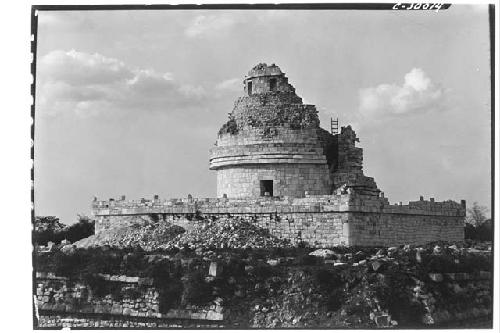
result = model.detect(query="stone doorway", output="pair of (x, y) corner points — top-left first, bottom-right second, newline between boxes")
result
(260, 180), (273, 197)
(270, 78), (277, 92)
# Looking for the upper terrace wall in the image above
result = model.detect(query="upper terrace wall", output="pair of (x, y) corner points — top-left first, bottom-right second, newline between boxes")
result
(92, 194), (465, 247)
(92, 194), (465, 218)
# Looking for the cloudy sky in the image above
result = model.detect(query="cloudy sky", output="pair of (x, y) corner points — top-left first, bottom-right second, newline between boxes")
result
(34, 6), (491, 224)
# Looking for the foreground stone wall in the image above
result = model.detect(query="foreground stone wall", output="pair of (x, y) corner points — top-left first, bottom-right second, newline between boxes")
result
(34, 258), (492, 328)
(37, 314), (224, 329)
(92, 193), (465, 247)
(35, 272), (225, 329)
(36, 273), (159, 317)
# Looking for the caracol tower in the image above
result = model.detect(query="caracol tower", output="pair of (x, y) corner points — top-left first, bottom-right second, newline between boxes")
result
(210, 63), (332, 198)
(92, 63), (466, 247)
(209, 63), (379, 199)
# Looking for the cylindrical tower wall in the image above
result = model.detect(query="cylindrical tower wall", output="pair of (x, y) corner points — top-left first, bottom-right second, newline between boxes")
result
(216, 164), (331, 198)
(210, 127), (332, 198)
(210, 63), (333, 199)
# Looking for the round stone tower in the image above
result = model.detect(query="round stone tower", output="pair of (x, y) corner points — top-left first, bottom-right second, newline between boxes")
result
(209, 63), (332, 198)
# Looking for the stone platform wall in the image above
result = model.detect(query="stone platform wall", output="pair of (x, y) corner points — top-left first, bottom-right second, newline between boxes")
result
(348, 213), (464, 246)
(92, 194), (465, 247)
(36, 314), (225, 329)
(35, 272), (224, 329)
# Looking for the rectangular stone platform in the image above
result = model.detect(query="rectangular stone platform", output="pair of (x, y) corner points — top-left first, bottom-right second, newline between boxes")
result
(91, 193), (465, 247)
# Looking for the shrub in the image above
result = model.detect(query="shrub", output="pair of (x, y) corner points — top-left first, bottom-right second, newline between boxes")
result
(83, 273), (112, 298)
(325, 288), (344, 311)
(465, 220), (492, 241)
(269, 247), (286, 258)
(51, 250), (90, 277)
(251, 263), (276, 279)
(313, 268), (344, 311)
(147, 261), (183, 312)
(33, 229), (65, 246)
(181, 271), (212, 306)
(294, 253), (320, 266)
(160, 281), (184, 311)
(476, 220), (493, 241)
(373, 269), (425, 325)
(313, 268), (342, 287)
(34, 216), (65, 232)
(37, 248), (124, 278)
(223, 257), (246, 277)
(63, 216), (95, 243)
(33, 215), (95, 246)
(464, 223), (477, 240)
(219, 118), (238, 135)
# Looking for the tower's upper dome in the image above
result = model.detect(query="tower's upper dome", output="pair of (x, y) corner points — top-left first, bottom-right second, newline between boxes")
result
(247, 63), (283, 79)
(218, 63), (320, 135)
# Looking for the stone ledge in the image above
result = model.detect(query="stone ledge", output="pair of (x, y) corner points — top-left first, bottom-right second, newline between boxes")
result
(38, 308), (225, 321)
(36, 272), (153, 285)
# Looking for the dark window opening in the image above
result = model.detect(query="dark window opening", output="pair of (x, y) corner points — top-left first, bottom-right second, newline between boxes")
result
(269, 78), (277, 92)
(247, 81), (253, 95)
(260, 180), (273, 197)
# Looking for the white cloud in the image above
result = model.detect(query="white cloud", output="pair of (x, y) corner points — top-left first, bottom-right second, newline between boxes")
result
(358, 68), (445, 119)
(215, 78), (241, 92)
(36, 50), (208, 117)
(183, 11), (296, 39)
(40, 49), (129, 85)
(184, 15), (237, 38)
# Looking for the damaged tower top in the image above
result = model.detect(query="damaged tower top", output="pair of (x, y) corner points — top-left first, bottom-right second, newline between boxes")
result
(209, 63), (379, 198)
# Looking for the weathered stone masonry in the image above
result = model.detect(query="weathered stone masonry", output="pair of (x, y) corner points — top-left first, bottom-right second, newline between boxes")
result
(92, 193), (465, 247)
(35, 272), (225, 328)
(92, 63), (465, 247)
(210, 63), (331, 198)
(35, 268), (492, 328)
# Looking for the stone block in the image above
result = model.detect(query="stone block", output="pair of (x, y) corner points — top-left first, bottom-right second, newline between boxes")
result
(209, 261), (222, 277)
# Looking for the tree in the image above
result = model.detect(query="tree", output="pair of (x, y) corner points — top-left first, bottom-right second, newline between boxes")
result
(465, 202), (488, 227)
(464, 202), (492, 241)
(34, 216), (66, 232)
(63, 215), (95, 243)
(33, 215), (95, 246)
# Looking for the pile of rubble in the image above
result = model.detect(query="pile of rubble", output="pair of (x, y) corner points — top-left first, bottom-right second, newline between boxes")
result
(160, 217), (291, 250)
(74, 217), (291, 251)
(37, 237), (492, 328)
(241, 243), (492, 328)
(74, 222), (185, 251)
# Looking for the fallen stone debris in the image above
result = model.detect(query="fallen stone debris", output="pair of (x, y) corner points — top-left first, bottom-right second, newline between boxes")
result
(162, 217), (292, 250)
(74, 217), (291, 251)
(36, 238), (492, 329)
(74, 222), (184, 251)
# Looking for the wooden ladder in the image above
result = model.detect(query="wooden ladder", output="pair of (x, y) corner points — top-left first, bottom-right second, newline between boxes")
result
(330, 117), (339, 135)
